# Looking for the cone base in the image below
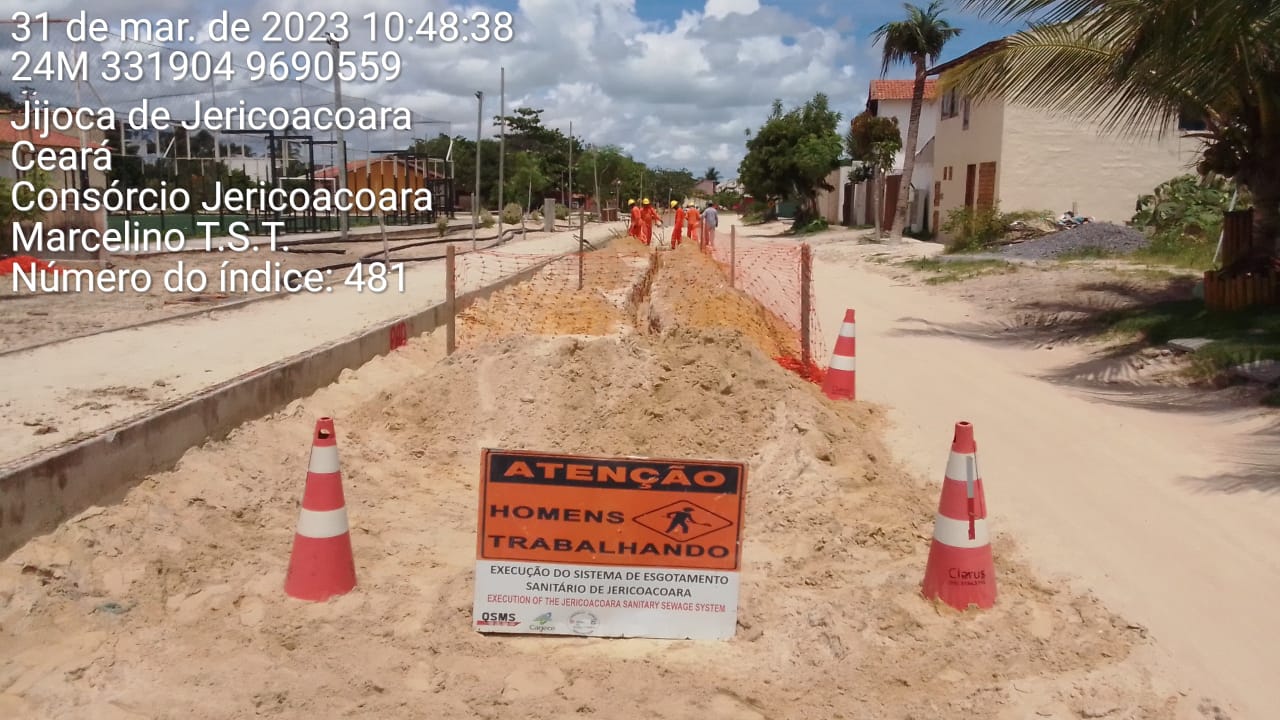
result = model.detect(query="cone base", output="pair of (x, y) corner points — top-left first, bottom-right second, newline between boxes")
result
(822, 372), (855, 400)
(285, 534), (357, 602)
(921, 539), (996, 610)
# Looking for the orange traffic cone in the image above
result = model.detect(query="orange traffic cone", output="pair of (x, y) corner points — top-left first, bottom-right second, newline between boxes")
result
(922, 421), (996, 609)
(821, 309), (856, 400)
(285, 417), (357, 601)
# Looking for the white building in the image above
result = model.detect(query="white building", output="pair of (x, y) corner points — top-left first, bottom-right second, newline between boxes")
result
(855, 79), (940, 233)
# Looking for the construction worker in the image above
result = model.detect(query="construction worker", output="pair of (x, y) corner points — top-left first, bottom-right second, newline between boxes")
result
(702, 201), (719, 248)
(627, 199), (641, 239)
(669, 200), (685, 248)
(639, 198), (661, 245)
(684, 202), (701, 248)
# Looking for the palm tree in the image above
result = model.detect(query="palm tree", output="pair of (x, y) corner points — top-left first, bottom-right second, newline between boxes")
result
(704, 167), (721, 192)
(872, 1), (961, 240)
(946, 0), (1280, 254)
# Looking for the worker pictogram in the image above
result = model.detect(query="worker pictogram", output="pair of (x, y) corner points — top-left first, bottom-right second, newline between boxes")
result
(632, 501), (733, 543)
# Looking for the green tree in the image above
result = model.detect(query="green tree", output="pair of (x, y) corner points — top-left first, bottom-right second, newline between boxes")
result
(847, 111), (904, 234)
(1, 169), (53, 255)
(704, 166), (721, 192)
(738, 94), (844, 226)
(505, 152), (548, 211)
(872, 0), (961, 240)
(949, 0), (1280, 254)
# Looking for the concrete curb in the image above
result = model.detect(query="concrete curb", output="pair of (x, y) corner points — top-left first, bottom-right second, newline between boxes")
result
(0, 251), (566, 557)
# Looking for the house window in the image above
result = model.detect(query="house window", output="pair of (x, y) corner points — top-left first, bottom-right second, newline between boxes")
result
(1177, 110), (1207, 132)
(962, 98), (970, 130)
(941, 88), (959, 119)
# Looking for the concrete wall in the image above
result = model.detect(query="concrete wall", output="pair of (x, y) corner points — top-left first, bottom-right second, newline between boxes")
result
(0, 253), (565, 557)
(874, 98), (939, 172)
(934, 93), (1006, 239)
(998, 104), (1201, 223)
(908, 140), (935, 233)
(813, 167), (846, 224)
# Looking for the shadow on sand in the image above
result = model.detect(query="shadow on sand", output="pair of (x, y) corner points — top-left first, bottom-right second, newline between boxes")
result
(887, 276), (1280, 495)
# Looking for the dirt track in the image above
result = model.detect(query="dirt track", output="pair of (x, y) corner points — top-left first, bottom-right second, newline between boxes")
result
(795, 222), (1277, 719)
(0, 223), (620, 469)
(0, 236), (1197, 719)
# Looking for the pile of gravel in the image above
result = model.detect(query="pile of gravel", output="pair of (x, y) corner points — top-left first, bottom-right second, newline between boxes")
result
(995, 222), (1150, 260)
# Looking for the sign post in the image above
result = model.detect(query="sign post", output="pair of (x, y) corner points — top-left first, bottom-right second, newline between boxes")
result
(473, 449), (747, 639)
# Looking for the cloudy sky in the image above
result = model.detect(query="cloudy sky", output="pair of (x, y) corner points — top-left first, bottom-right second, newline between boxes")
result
(2, 0), (1016, 178)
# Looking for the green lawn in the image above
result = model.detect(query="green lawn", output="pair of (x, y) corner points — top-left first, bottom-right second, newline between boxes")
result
(1101, 300), (1280, 378)
(900, 257), (1019, 284)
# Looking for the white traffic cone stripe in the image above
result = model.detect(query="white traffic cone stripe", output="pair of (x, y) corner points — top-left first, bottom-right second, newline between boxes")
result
(932, 514), (990, 548)
(829, 354), (857, 372)
(295, 507), (350, 538)
(839, 322), (856, 337)
(308, 444), (341, 474)
(944, 451), (977, 484)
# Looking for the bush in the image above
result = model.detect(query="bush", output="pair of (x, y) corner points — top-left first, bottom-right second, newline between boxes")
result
(501, 203), (523, 225)
(436, 217), (449, 237)
(941, 205), (1008, 252)
(1132, 173), (1251, 242)
(531, 210), (543, 222)
(555, 204), (569, 220)
(479, 209), (495, 228)
(794, 217), (829, 234)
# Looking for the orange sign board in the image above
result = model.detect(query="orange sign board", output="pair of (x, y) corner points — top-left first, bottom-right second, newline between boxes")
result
(477, 449), (747, 572)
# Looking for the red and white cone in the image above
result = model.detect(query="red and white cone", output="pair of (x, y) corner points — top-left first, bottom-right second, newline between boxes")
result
(921, 421), (996, 610)
(284, 417), (357, 601)
(821, 309), (856, 400)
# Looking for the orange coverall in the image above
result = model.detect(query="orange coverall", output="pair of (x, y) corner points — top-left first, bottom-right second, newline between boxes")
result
(670, 208), (685, 247)
(628, 205), (642, 238)
(639, 205), (660, 245)
(685, 207), (701, 246)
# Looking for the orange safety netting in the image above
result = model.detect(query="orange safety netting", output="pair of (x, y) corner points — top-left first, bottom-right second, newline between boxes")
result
(454, 244), (655, 347)
(774, 356), (826, 386)
(0, 255), (63, 275)
(699, 234), (825, 375)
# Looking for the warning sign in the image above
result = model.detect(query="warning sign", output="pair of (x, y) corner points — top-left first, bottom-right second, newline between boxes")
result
(473, 449), (747, 640)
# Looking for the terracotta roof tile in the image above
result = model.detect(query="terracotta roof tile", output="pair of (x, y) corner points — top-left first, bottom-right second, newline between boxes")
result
(868, 79), (938, 102)
(0, 115), (82, 148)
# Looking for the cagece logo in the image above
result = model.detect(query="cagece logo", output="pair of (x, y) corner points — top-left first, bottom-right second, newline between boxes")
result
(476, 611), (519, 627)
(528, 612), (556, 632)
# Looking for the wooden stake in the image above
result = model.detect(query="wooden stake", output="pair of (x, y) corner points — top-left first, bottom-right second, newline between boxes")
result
(578, 209), (585, 290)
(729, 225), (736, 288)
(446, 244), (456, 355)
(800, 243), (812, 367)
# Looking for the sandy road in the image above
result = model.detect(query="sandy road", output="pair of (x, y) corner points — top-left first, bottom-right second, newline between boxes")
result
(0, 223), (622, 469)
(786, 223), (1280, 718)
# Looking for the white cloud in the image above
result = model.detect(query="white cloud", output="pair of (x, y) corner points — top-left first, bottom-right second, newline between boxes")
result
(0, 0), (868, 174)
(704, 0), (761, 20)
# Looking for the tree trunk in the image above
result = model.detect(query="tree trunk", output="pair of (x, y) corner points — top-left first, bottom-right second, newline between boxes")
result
(871, 170), (883, 238)
(1249, 166), (1280, 257)
(890, 58), (929, 242)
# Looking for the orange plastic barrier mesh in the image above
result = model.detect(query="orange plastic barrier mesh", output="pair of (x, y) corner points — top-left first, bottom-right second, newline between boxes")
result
(0, 256), (63, 275)
(454, 244), (656, 347)
(701, 235), (825, 366)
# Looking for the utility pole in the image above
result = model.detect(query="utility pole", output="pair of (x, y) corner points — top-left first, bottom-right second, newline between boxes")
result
(74, 76), (89, 191)
(592, 145), (601, 223)
(498, 67), (505, 242)
(327, 35), (349, 240)
(567, 121), (573, 213)
(473, 90), (483, 251)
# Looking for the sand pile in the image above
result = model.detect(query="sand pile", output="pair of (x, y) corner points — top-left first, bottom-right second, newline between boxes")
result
(0, 242), (1186, 719)
(457, 239), (654, 346)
